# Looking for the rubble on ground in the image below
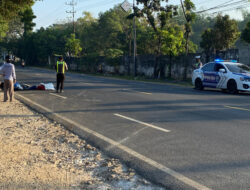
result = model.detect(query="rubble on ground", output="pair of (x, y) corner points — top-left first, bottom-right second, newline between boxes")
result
(0, 93), (163, 190)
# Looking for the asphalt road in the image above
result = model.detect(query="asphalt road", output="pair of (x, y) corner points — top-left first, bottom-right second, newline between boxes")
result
(14, 67), (250, 190)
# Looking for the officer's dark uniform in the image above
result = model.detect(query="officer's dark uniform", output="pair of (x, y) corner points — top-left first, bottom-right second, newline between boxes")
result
(56, 60), (68, 93)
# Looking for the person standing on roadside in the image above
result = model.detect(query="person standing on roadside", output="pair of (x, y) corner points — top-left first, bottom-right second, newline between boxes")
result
(55, 56), (68, 93)
(194, 56), (203, 69)
(0, 55), (16, 102)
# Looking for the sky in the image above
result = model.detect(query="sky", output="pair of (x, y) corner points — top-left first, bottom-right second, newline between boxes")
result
(32, 0), (250, 30)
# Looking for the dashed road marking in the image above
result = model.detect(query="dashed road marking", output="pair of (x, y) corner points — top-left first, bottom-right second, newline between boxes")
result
(107, 127), (146, 151)
(83, 83), (92, 85)
(49, 93), (67, 99)
(16, 94), (211, 190)
(139, 92), (152, 95)
(114, 113), (170, 133)
(224, 106), (250, 112)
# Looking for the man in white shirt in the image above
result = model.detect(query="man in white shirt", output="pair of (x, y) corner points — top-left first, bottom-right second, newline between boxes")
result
(0, 55), (16, 102)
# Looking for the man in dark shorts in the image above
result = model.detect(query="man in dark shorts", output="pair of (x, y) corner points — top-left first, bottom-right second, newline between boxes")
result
(55, 56), (68, 93)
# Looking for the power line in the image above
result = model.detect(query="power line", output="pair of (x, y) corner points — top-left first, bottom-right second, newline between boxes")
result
(35, 0), (122, 28)
(209, 3), (250, 15)
(35, 4), (65, 24)
(66, 0), (77, 34)
(75, 0), (120, 12)
(196, 0), (248, 14)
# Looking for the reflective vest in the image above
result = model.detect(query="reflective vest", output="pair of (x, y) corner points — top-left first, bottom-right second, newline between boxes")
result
(195, 62), (202, 68)
(56, 61), (65, 74)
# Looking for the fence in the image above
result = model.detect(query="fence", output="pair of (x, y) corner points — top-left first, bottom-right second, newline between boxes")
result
(45, 49), (239, 80)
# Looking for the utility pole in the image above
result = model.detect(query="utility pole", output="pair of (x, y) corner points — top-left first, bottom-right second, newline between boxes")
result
(180, 0), (188, 55)
(121, 0), (137, 77)
(133, 0), (137, 77)
(66, 0), (77, 34)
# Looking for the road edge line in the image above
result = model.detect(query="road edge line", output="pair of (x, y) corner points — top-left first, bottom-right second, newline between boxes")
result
(15, 93), (211, 190)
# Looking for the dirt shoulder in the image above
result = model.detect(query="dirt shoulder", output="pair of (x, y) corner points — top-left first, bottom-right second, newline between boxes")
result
(0, 92), (163, 190)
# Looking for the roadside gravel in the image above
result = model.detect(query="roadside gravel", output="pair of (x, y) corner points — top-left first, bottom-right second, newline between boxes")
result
(0, 93), (163, 190)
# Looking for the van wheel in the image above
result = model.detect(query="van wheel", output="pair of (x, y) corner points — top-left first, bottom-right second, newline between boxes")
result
(227, 80), (238, 94)
(195, 78), (203, 90)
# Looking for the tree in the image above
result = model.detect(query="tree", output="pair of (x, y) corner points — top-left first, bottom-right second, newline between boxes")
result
(238, 10), (250, 31)
(200, 14), (240, 60)
(180, 0), (196, 79)
(200, 28), (216, 62)
(190, 14), (216, 51)
(159, 25), (185, 78)
(77, 12), (99, 56)
(20, 8), (36, 37)
(97, 6), (133, 56)
(0, 0), (34, 40)
(132, 0), (178, 78)
(241, 21), (250, 44)
(213, 15), (240, 51)
(65, 33), (82, 57)
(180, 0), (196, 55)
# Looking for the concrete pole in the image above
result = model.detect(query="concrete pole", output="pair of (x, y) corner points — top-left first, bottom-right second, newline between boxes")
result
(133, 0), (137, 77)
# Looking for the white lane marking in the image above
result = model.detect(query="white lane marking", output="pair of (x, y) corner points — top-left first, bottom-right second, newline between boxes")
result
(83, 83), (92, 85)
(225, 106), (250, 112)
(16, 94), (211, 190)
(139, 92), (152, 95)
(84, 99), (101, 102)
(114, 113), (170, 133)
(119, 89), (152, 95)
(49, 93), (67, 99)
(107, 127), (146, 151)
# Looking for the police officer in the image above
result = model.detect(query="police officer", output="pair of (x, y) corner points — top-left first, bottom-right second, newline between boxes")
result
(194, 55), (203, 69)
(55, 56), (68, 93)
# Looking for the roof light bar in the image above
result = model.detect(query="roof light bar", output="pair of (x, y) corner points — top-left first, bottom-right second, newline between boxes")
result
(214, 59), (238, 63)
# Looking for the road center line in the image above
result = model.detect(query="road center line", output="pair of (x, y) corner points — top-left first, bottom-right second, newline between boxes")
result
(224, 106), (250, 112)
(114, 113), (170, 133)
(15, 93), (210, 190)
(49, 93), (67, 99)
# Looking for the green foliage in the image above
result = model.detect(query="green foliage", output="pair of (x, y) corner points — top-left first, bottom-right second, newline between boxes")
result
(200, 14), (240, 52)
(132, 0), (179, 78)
(214, 15), (240, 50)
(184, 0), (195, 11)
(0, 0), (34, 40)
(241, 21), (250, 44)
(135, 0), (178, 33)
(65, 33), (82, 57)
(181, 0), (196, 55)
(159, 26), (185, 57)
(200, 28), (215, 53)
(105, 48), (123, 59)
(190, 14), (216, 51)
(104, 48), (123, 66)
(238, 10), (250, 31)
(20, 8), (36, 37)
(0, 21), (9, 39)
(97, 6), (133, 56)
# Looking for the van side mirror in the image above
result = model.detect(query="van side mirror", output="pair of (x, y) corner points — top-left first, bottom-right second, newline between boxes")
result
(219, 68), (226, 73)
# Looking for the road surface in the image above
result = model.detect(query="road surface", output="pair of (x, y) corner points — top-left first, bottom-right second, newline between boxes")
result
(15, 67), (250, 190)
